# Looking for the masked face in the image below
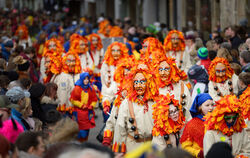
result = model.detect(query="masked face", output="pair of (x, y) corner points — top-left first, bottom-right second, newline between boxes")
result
(169, 104), (179, 122)
(66, 55), (76, 73)
(83, 77), (89, 85)
(171, 33), (180, 48)
(224, 113), (238, 125)
(141, 41), (149, 54)
(44, 57), (51, 72)
(18, 30), (24, 38)
(92, 37), (98, 46)
(215, 63), (226, 78)
(199, 100), (214, 115)
(111, 45), (121, 60)
(48, 41), (56, 51)
(79, 40), (87, 51)
(159, 61), (170, 81)
(133, 73), (147, 96)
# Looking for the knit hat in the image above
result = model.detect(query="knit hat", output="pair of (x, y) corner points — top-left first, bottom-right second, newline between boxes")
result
(197, 47), (208, 59)
(6, 86), (25, 103)
(206, 142), (233, 158)
(0, 95), (19, 109)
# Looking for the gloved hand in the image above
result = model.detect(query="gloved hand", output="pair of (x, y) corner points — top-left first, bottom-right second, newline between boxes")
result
(103, 106), (110, 115)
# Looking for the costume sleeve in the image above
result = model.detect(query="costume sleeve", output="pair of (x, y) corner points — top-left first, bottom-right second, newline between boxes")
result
(112, 99), (128, 153)
(69, 86), (82, 108)
(203, 130), (216, 157)
(104, 106), (117, 139)
(88, 88), (98, 108)
(232, 74), (239, 95)
(152, 136), (167, 151)
(183, 50), (192, 74)
(40, 57), (46, 81)
(183, 83), (192, 121)
(237, 129), (250, 157)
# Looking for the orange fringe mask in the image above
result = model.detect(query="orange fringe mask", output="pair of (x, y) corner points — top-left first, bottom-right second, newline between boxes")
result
(152, 94), (185, 136)
(153, 56), (187, 88)
(88, 33), (103, 51)
(208, 57), (234, 83)
(239, 85), (250, 120)
(98, 20), (111, 37)
(164, 30), (185, 52)
(140, 37), (164, 59)
(114, 57), (135, 85)
(61, 51), (82, 74)
(43, 38), (64, 57)
(69, 33), (89, 54)
(126, 65), (159, 105)
(109, 26), (123, 37)
(104, 42), (129, 66)
(43, 50), (62, 74)
(204, 95), (247, 137)
(15, 25), (28, 40)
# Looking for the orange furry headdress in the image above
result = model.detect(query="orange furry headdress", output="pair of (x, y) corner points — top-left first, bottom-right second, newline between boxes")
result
(43, 50), (62, 74)
(98, 20), (111, 37)
(208, 57), (234, 83)
(61, 51), (82, 74)
(15, 25), (28, 40)
(239, 85), (250, 120)
(43, 38), (64, 57)
(114, 56), (135, 85)
(109, 26), (123, 37)
(164, 30), (185, 52)
(152, 94), (185, 136)
(88, 33), (103, 51)
(69, 33), (89, 54)
(104, 42), (129, 66)
(204, 95), (247, 136)
(140, 37), (164, 59)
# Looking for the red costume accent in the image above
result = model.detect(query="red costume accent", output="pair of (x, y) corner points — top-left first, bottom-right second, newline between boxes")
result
(180, 117), (205, 150)
(70, 85), (98, 130)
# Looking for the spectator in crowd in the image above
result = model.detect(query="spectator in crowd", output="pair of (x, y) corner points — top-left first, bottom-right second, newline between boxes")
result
(240, 50), (250, 72)
(0, 95), (24, 143)
(0, 134), (11, 158)
(15, 131), (45, 158)
(206, 142), (234, 158)
(196, 47), (211, 71)
(224, 26), (243, 50)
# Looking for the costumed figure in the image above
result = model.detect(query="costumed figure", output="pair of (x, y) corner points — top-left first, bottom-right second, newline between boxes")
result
(88, 33), (104, 91)
(152, 94), (185, 150)
(164, 30), (192, 74)
(180, 93), (214, 158)
(109, 26), (123, 37)
(203, 95), (250, 157)
(70, 72), (98, 142)
(15, 25), (32, 49)
(112, 65), (158, 153)
(40, 38), (64, 82)
(208, 57), (238, 101)
(69, 33), (94, 70)
(98, 19), (112, 38)
(101, 42), (129, 122)
(54, 51), (81, 113)
(42, 50), (62, 83)
(102, 57), (134, 147)
(154, 56), (192, 120)
(139, 37), (165, 62)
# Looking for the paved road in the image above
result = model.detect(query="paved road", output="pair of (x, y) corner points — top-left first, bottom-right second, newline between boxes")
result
(88, 107), (105, 144)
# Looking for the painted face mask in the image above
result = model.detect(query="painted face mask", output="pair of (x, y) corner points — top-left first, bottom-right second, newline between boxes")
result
(133, 72), (147, 96)
(171, 33), (180, 48)
(215, 63), (226, 80)
(111, 45), (121, 60)
(169, 104), (179, 122)
(159, 61), (171, 81)
(66, 55), (76, 73)
(48, 41), (57, 51)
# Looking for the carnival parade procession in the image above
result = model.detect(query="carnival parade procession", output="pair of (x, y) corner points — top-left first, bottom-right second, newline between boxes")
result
(0, 2), (250, 158)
